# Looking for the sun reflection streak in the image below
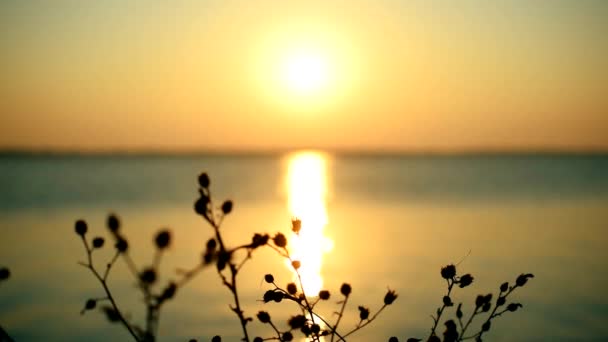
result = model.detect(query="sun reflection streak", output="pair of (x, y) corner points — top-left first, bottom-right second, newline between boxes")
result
(286, 151), (333, 295)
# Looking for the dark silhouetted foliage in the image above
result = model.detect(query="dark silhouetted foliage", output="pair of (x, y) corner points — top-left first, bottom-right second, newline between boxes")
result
(72, 171), (532, 342)
(393, 265), (534, 342)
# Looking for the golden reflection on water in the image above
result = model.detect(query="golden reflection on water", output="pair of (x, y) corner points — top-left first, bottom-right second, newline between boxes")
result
(285, 151), (334, 295)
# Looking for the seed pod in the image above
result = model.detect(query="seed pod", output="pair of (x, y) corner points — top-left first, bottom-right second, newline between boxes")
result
(75, 220), (88, 236)
(221, 200), (233, 214)
(92, 237), (105, 248)
(256, 311), (271, 323)
(155, 230), (171, 249)
(107, 214), (120, 232)
(340, 283), (352, 296)
(441, 264), (456, 279)
(384, 289), (398, 305)
(273, 233), (287, 248)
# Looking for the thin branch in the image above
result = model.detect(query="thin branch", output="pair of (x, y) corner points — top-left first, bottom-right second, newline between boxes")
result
(80, 236), (141, 341)
(330, 296), (349, 342)
(429, 279), (454, 337)
(341, 304), (388, 340)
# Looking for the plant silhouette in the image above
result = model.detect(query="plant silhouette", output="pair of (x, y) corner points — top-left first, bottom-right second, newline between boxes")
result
(1, 266), (14, 342)
(390, 265), (534, 342)
(74, 172), (533, 341)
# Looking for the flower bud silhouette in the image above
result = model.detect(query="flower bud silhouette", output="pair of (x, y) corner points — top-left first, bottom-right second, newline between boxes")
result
(198, 173), (210, 188)
(264, 274), (274, 283)
(482, 321), (491, 332)
(319, 290), (330, 300)
(340, 283), (352, 296)
(475, 295), (485, 308)
(443, 296), (453, 307)
(251, 233), (269, 248)
(282, 331), (293, 341)
(102, 306), (121, 322)
(75, 220), (88, 236)
(0, 267), (9, 281)
(216, 251), (230, 271)
(221, 200), (233, 214)
(107, 214), (120, 233)
(291, 218), (302, 234)
(287, 283), (297, 295)
(80, 299), (96, 314)
(384, 289), (398, 305)
(155, 230), (171, 249)
(358, 306), (370, 320)
(115, 238), (128, 253)
(256, 311), (271, 323)
(92, 237), (104, 249)
(263, 290), (275, 303)
(291, 260), (301, 270)
(516, 273), (534, 287)
(507, 303), (523, 312)
(443, 320), (458, 342)
(458, 274), (473, 288)
(301, 324), (311, 336)
(288, 315), (306, 329)
(160, 282), (177, 301)
(206, 238), (217, 251)
(194, 197), (209, 216)
(500, 282), (509, 292)
(140, 268), (157, 284)
(441, 264), (456, 279)
(273, 233), (287, 248)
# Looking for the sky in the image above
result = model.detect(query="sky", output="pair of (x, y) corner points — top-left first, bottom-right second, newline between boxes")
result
(1, 0), (607, 152)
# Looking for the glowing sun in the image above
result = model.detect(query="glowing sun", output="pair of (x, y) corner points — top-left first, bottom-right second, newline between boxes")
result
(280, 49), (331, 96)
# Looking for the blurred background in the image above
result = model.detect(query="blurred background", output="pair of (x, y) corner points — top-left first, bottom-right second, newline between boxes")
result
(1, 152), (608, 341)
(1, 0), (608, 341)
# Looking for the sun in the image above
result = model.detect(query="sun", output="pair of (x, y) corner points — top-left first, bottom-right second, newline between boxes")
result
(280, 49), (331, 96)
(253, 32), (356, 108)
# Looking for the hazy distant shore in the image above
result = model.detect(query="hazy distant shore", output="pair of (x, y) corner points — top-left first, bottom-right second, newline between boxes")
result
(1, 148), (607, 158)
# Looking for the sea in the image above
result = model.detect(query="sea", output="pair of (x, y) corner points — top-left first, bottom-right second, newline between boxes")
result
(1, 152), (607, 341)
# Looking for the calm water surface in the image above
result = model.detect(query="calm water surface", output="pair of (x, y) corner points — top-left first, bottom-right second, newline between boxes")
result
(1, 153), (607, 341)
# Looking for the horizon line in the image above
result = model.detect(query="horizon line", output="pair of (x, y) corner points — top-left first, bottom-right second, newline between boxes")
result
(1, 146), (608, 157)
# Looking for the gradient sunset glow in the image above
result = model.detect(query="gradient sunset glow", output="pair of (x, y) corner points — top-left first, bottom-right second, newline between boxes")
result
(1, 1), (606, 152)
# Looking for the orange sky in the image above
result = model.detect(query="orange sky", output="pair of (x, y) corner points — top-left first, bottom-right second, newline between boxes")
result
(1, 1), (607, 152)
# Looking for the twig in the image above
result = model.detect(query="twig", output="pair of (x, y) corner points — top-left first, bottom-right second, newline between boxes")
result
(429, 279), (454, 337)
(79, 236), (141, 341)
(341, 304), (387, 340)
(330, 295), (349, 342)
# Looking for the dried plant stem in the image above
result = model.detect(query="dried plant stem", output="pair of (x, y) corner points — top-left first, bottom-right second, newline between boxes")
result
(460, 286), (516, 341)
(293, 266), (320, 342)
(79, 237), (141, 342)
(429, 279), (454, 337)
(459, 306), (480, 339)
(209, 215), (251, 342)
(341, 304), (388, 340)
(267, 319), (283, 340)
(330, 295), (349, 342)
